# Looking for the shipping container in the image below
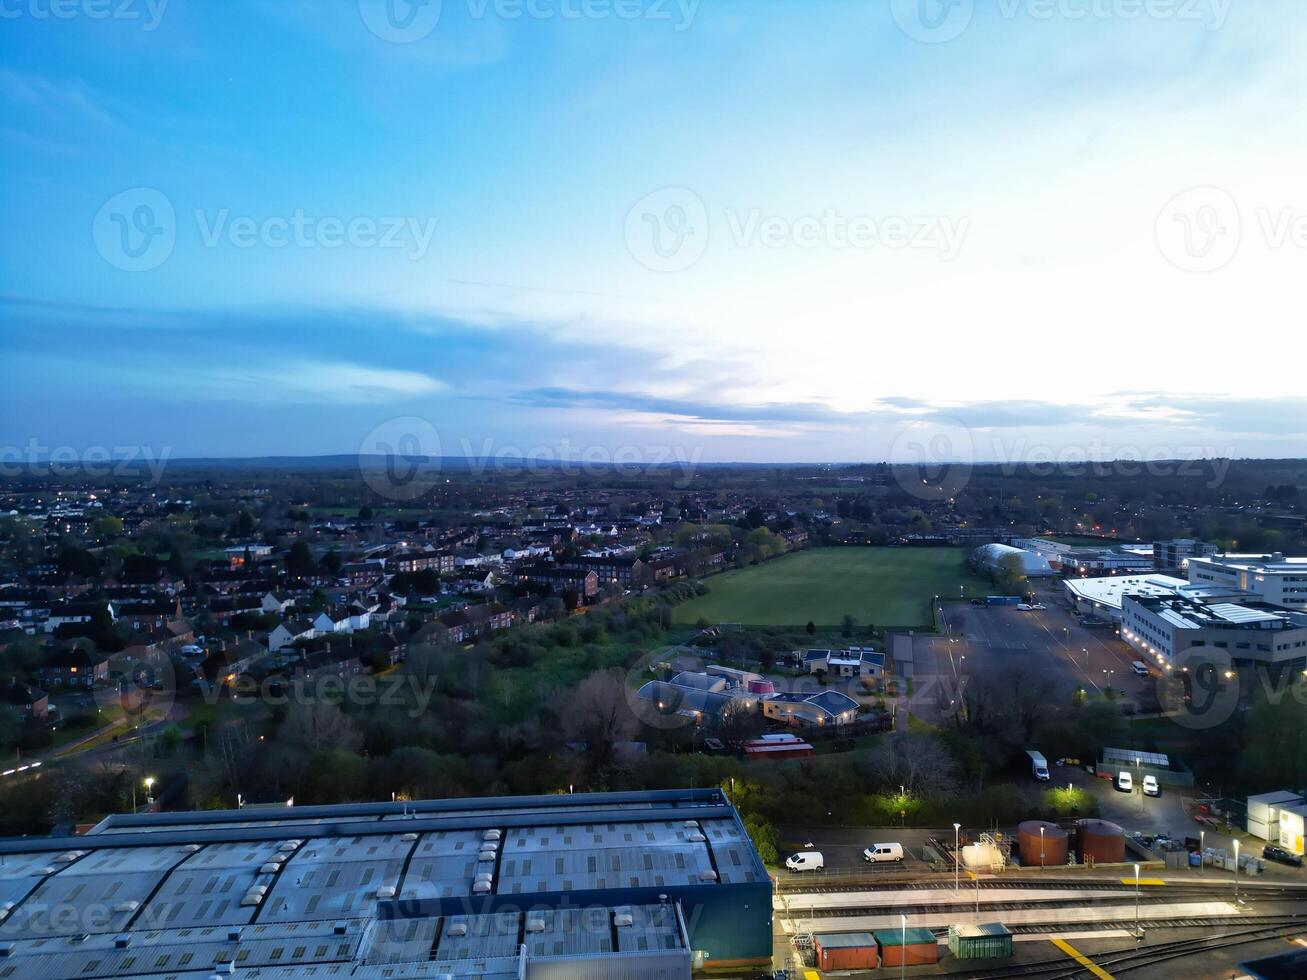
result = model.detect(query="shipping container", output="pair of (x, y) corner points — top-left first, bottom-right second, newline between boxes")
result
(986, 595), (1021, 606)
(875, 927), (940, 967)
(813, 932), (878, 971)
(948, 923), (1013, 961)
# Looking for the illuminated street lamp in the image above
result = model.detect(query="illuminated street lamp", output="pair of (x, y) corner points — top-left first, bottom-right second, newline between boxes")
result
(953, 823), (961, 894)
(144, 776), (155, 806)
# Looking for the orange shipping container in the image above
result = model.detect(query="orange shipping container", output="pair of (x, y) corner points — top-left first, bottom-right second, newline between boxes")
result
(814, 932), (879, 971)
(876, 927), (940, 968)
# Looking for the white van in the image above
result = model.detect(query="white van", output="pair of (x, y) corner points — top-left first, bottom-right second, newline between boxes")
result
(1116, 771), (1133, 793)
(1131, 661), (1150, 677)
(862, 843), (904, 864)
(785, 851), (824, 873)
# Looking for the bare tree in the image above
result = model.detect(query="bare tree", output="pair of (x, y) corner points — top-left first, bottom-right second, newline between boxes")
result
(711, 697), (765, 751)
(561, 669), (638, 768)
(279, 700), (363, 754)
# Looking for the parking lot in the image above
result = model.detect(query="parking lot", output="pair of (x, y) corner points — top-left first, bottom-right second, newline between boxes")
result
(775, 825), (940, 876)
(906, 586), (1155, 724)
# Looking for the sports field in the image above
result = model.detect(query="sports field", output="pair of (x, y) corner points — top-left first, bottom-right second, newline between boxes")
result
(671, 547), (989, 628)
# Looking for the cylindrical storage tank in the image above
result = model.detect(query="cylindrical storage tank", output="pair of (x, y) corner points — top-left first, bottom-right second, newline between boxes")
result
(960, 841), (1004, 869)
(875, 928), (940, 968)
(1018, 821), (1068, 868)
(746, 679), (775, 695)
(813, 933), (878, 971)
(1078, 818), (1126, 864)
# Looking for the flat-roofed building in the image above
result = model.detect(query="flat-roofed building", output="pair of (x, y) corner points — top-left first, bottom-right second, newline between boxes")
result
(1188, 553), (1307, 613)
(1121, 591), (1307, 669)
(0, 789), (770, 979)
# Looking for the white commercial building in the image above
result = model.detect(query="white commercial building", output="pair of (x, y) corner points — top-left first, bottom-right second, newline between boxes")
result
(1188, 553), (1307, 613)
(1120, 591), (1307, 668)
(972, 543), (1054, 578)
(1062, 574), (1191, 622)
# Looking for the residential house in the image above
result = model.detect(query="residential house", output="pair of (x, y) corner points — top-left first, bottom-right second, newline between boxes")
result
(2, 679), (49, 720)
(762, 690), (860, 728)
(802, 647), (885, 679)
(39, 647), (110, 688)
(268, 619), (315, 651)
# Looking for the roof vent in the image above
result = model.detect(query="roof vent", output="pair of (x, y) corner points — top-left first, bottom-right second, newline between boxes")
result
(114, 934), (131, 949)
(259, 862), (281, 874)
(333, 921), (348, 936)
(0, 944), (11, 958)
(697, 869), (718, 882)
(471, 880), (492, 894)
(181, 843), (201, 852)
(481, 829), (501, 841)
(525, 916), (546, 933)
(613, 912), (634, 928)
(476, 851), (495, 863)
(688, 833), (706, 843)
(446, 922), (468, 937)
(112, 900), (139, 914)
(227, 927), (242, 943)
(682, 820), (699, 829)
(38, 866), (56, 876)
(375, 886), (396, 899)
(400, 832), (418, 842)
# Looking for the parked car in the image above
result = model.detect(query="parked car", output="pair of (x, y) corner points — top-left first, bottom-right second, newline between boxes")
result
(1032, 603), (1047, 610)
(1016, 603), (1034, 611)
(1263, 845), (1304, 868)
(863, 842), (904, 863)
(969, 598), (985, 605)
(1116, 771), (1133, 793)
(785, 851), (824, 873)
(1142, 775), (1160, 797)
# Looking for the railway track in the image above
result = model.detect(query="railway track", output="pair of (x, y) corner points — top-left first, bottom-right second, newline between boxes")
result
(776, 875), (1307, 898)
(955, 918), (1307, 978)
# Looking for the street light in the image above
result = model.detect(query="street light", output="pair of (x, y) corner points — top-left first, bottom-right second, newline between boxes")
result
(1200, 830), (1205, 878)
(1233, 839), (1240, 906)
(1133, 862), (1142, 939)
(953, 823), (961, 894)
(899, 913), (907, 980)
(1039, 825), (1045, 869)
(144, 776), (155, 805)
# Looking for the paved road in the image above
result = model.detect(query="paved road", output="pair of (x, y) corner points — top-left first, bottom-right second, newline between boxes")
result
(908, 589), (1154, 724)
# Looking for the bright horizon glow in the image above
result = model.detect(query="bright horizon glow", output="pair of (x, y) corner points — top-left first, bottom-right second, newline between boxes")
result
(2, 1), (1305, 462)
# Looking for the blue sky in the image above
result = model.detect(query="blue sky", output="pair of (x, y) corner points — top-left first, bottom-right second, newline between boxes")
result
(2, 0), (1305, 464)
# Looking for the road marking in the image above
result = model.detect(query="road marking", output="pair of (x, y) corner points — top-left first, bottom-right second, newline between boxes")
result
(1120, 878), (1165, 886)
(1051, 937), (1115, 979)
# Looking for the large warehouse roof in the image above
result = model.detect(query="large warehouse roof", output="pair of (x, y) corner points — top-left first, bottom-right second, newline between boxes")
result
(0, 788), (771, 979)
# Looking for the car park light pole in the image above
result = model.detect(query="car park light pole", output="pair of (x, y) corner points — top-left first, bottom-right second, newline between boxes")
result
(899, 913), (907, 980)
(954, 823), (961, 893)
(1133, 863), (1142, 939)
(1200, 830), (1205, 877)
(1040, 825), (1045, 869)
(1233, 839), (1240, 906)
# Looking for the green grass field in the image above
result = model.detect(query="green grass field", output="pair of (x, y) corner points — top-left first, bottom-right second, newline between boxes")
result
(672, 547), (989, 628)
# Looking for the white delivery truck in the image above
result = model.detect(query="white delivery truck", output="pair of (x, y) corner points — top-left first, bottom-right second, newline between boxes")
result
(1027, 750), (1050, 781)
